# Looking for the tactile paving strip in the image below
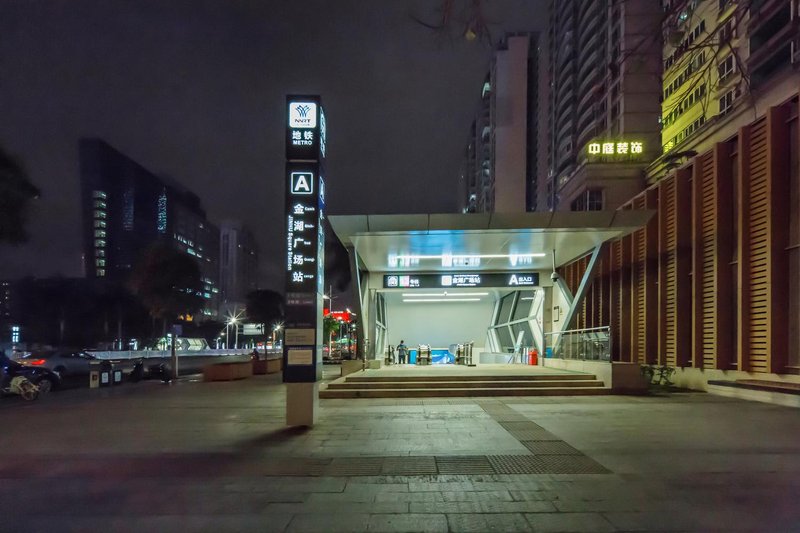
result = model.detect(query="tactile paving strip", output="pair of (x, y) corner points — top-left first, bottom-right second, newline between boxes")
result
(521, 440), (582, 455)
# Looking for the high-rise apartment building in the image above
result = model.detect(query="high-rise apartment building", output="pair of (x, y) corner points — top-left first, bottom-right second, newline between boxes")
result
(79, 139), (220, 318)
(459, 33), (548, 213)
(650, 0), (800, 180)
(548, 0), (662, 211)
(219, 220), (259, 315)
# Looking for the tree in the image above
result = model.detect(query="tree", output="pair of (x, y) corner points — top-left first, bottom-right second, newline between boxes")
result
(129, 242), (204, 336)
(245, 289), (284, 335)
(0, 145), (40, 244)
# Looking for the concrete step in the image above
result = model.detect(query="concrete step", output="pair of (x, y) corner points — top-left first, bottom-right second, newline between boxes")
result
(344, 373), (598, 383)
(320, 386), (611, 399)
(327, 379), (605, 390)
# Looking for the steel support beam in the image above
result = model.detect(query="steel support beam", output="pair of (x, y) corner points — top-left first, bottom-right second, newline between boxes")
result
(552, 243), (607, 355)
(346, 245), (366, 361)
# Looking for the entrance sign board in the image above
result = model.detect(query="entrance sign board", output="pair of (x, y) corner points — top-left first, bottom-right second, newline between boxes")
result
(284, 95), (326, 384)
(383, 272), (540, 289)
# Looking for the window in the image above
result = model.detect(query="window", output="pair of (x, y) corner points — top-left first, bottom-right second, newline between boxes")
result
(93, 200), (107, 209)
(94, 239), (106, 248)
(93, 210), (106, 219)
(719, 87), (739, 115)
(96, 269), (105, 277)
(587, 189), (603, 211)
(718, 55), (735, 83)
(95, 249), (105, 258)
(95, 259), (106, 267)
(94, 230), (106, 238)
(92, 190), (107, 199)
(93, 220), (106, 228)
(719, 16), (736, 42)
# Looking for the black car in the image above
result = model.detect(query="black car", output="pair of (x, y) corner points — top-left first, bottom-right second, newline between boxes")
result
(1, 355), (61, 394)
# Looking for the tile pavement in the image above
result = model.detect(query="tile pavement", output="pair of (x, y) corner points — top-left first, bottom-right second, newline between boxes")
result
(0, 373), (799, 531)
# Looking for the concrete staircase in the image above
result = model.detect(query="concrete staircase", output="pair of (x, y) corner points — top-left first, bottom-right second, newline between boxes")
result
(319, 372), (609, 398)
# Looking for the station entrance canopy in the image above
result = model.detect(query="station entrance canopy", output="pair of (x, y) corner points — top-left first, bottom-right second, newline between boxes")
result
(329, 211), (654, 360)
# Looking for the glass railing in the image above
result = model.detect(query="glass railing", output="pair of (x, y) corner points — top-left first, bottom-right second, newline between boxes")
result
(543, 326), (611, 362)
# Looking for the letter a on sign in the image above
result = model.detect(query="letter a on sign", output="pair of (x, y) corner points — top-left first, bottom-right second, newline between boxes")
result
(509, 275), (518, 286)
(291, 172), (313, 195)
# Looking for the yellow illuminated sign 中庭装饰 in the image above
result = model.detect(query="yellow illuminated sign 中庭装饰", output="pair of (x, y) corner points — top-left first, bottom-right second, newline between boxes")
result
(587, 141), (644, 157)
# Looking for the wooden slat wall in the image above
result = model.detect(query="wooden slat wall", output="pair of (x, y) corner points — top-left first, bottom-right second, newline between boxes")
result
(691, 143), (734, 369)
(558, 100), (793, 375)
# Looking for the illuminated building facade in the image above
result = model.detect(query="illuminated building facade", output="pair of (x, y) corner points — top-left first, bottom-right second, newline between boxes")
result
(79, 139), (220, 318)
(547, 0), (662, 211)
(649, 0), (800, 180)
(558, 0), (800, 386)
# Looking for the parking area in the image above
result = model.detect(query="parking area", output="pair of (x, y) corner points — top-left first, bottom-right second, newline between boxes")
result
(1, 376), (799, 532)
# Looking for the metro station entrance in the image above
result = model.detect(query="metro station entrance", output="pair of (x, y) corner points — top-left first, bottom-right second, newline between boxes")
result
(328, 212), (653, 376)
(374, 286), (545, 365)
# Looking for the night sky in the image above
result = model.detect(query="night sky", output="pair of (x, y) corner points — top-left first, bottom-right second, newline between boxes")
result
(1, 0), (545, 288)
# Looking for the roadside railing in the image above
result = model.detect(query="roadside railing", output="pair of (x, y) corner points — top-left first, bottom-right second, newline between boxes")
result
(543, 326), (611, 362)
(90, 348), (282, 360)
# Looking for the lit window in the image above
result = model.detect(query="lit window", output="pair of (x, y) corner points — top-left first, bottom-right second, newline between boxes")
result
(718, 55), (735, 83)
(95, 239), (106, 248)
(95, 249), (106, 257)
(94, 230), (106, 238)
(95, 259), (106, 267)
(94, 210), (107, 219)
(92, 190), (107, 199)
(96, 269), (106, 277)
(93, 200), (107, 209)
(93, 220), (106, 229)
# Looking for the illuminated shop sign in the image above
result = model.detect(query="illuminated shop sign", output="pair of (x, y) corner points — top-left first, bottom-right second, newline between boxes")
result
(586, 141), (644, 158)
(383, 272), (539, 289)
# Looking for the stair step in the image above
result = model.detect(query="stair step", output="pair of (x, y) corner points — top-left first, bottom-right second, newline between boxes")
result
(320, 387), (611, 399)
(328, 380), (605, 390)
(344, 374), (597, 383)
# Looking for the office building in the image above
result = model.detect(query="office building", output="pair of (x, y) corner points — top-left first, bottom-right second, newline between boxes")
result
(548, 0), (662, 211)
(459, 33), (548, 213)
(79, 139), (220, 318)
(219, 220), (259, 315)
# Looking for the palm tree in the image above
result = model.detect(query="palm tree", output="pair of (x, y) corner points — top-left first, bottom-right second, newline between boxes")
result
(0, 145), (40, 244)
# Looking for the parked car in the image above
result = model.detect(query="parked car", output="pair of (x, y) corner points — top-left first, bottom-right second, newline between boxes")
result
(1, 355), (61, 394)
(19, 349), (96, 378)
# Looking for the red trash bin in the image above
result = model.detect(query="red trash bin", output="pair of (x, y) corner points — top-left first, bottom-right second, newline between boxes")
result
(528, 349), (538, 366)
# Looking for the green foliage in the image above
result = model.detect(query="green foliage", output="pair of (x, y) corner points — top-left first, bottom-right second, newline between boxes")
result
(0, 145), (40, 244)
(640, 364), (676, 387)
(323, 315), (340, 339)
(129, 242), (204, 322)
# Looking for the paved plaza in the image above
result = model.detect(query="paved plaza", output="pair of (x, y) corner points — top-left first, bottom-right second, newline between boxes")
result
(1, 371), (799, 532)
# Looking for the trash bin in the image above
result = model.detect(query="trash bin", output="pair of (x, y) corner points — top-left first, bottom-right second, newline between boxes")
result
(99, 361), (112, 387)
(112, 366), (123, 385)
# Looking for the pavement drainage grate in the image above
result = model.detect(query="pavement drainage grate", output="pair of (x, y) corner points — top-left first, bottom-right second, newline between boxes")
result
(521, 440), (582, 455)
(381, 457), (438, 475)
(326, 458), (384, 476)
(435, 455), (495, 475)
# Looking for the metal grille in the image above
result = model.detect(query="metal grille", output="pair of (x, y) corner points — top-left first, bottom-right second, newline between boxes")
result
(380, 456), (437, 475)
(435, 455), (495, 475)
